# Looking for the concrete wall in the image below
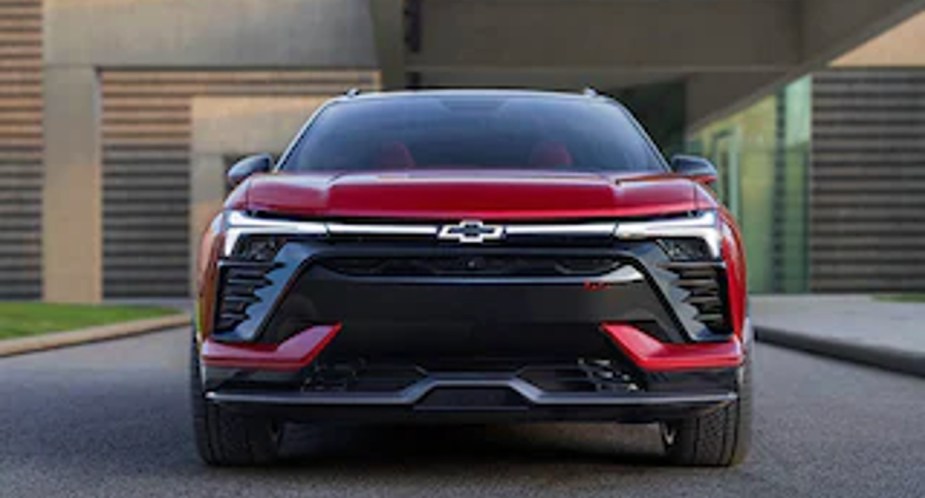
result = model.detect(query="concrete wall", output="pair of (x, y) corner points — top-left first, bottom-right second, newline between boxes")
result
(809, 13), (925, 291)
(833, 11), (925, 66)
(0, 0), (43, 300)
(810, 68), (925, 292)
(44, 0), (376, 67)
(42, 68), (102, 302)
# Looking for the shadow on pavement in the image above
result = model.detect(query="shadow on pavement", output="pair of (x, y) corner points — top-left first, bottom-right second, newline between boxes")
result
(268, 422), (668, 470)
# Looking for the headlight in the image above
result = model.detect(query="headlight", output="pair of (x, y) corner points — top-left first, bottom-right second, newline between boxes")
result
(223, 211), (326, 257)
(614, 211), (722, 259)
(222, 210), (723, 260)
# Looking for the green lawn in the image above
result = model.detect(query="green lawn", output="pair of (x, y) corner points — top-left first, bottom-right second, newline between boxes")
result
(0, 302), (177, 340)
(874, 294), (925, 304)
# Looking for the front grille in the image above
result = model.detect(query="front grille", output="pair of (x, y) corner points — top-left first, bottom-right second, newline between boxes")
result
(664, 262), (731, 334)
(319, 255), (622, 277)
(215, 262), (277, 332)
(324, 227), (616, 248)
(302, 358), (641, 394)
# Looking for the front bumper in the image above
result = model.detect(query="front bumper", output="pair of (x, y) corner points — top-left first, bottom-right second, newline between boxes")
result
(199, 238), (744, 422)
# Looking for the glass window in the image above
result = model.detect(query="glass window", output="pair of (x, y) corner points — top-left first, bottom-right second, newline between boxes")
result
(281, 94), (667, 173)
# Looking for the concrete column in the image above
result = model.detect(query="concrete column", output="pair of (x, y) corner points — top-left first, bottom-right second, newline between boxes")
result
(368, 0), (407, 89)
(42, 67), (102, 303)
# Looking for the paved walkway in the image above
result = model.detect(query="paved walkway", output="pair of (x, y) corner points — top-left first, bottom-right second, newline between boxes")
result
(752, 295), (925, 377)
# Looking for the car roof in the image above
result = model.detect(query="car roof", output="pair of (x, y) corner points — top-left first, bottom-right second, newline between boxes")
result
(332, 88), (614, 105)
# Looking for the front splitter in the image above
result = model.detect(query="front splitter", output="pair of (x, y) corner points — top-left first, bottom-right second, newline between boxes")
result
(206, 374), (735, 423)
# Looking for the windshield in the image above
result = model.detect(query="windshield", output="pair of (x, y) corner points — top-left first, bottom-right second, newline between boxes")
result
(281, 94), (667, 173)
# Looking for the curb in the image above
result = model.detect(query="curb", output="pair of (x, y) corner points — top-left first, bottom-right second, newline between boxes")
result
(755, 326), (925, 378)
(0, 313), (190, 359)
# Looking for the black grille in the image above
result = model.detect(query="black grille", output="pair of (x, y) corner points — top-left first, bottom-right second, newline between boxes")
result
(216, 262), (277, 332)
(319, 256), (622, 277)
(664, 262), (731, 334)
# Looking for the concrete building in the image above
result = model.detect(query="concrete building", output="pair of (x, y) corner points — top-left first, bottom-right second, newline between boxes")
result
(1, 0), (924, 302)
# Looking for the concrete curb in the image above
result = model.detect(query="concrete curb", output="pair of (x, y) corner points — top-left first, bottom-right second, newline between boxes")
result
(755, 326), (925, 378)
(0, 313), (190, 358)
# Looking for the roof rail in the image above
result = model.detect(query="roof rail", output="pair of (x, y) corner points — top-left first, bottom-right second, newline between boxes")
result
(345, 88), (361, 97)
(582, 87), (600, 98)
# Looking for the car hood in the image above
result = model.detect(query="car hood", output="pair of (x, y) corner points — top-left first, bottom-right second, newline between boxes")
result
(229, 170), (716, 220)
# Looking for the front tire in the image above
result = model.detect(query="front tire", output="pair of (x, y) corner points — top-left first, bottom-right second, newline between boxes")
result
(661, 358), (752, 467)
(190, 338), (284, 466)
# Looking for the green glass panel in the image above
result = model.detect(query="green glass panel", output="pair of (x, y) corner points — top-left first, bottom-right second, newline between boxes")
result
(688, 77), (810, 294)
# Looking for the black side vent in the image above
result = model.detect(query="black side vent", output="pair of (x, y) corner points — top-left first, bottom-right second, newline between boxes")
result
(664, 262), (731, 334)
(216, 262), (277, 332)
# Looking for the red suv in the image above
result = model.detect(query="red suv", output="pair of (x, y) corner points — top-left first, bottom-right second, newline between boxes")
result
(191, 90), (752, 467)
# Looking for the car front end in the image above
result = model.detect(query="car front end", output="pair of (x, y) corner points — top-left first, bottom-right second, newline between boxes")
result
(190, 90), (752, 467)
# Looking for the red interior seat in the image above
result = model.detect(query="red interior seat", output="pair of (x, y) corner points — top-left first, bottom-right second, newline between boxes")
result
(377, 141), (416, 169)
(529, 141), (573, 168)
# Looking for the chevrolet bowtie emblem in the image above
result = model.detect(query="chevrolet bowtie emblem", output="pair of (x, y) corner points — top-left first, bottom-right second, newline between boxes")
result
(438, 220), (504, 244)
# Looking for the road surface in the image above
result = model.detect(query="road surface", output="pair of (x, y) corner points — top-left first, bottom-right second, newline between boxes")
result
(1, 328), (923, 497)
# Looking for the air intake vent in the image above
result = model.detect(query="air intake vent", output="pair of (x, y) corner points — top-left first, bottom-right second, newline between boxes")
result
(664, 262), (731, 334)
(215, 262), (276, 332)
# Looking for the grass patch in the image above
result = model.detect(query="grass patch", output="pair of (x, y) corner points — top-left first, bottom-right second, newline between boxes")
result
(0, 302), (177, 340)
(874, 294), (925, 304)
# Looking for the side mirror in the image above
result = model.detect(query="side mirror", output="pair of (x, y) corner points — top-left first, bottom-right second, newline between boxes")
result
(670, 155), (717, 186)
(227, 154), (273, 188)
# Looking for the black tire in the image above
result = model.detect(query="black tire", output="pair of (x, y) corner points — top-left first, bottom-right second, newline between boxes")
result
(190, 338), (284, 466)
(661, 358), (752, 467)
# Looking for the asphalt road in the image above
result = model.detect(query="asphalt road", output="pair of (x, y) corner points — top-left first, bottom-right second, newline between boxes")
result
(1, 328), (924, 498)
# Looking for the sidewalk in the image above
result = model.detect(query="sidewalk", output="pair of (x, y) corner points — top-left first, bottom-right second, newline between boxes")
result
(751, 295), (925, 377)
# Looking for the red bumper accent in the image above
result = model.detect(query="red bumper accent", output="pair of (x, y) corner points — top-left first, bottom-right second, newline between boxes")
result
(601, 324), (743, 371)
(201, 324), (342, 371)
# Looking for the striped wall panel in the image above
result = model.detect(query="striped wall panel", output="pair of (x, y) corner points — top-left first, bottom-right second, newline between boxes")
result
(0, 0), (42, 299)
(101, 70), (378, 298)
(811, 69), (925, 292)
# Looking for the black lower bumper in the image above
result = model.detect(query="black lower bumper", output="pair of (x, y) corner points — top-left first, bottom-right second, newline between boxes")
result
(207, 375), (735, 424)
(204, 359), (741, 424)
